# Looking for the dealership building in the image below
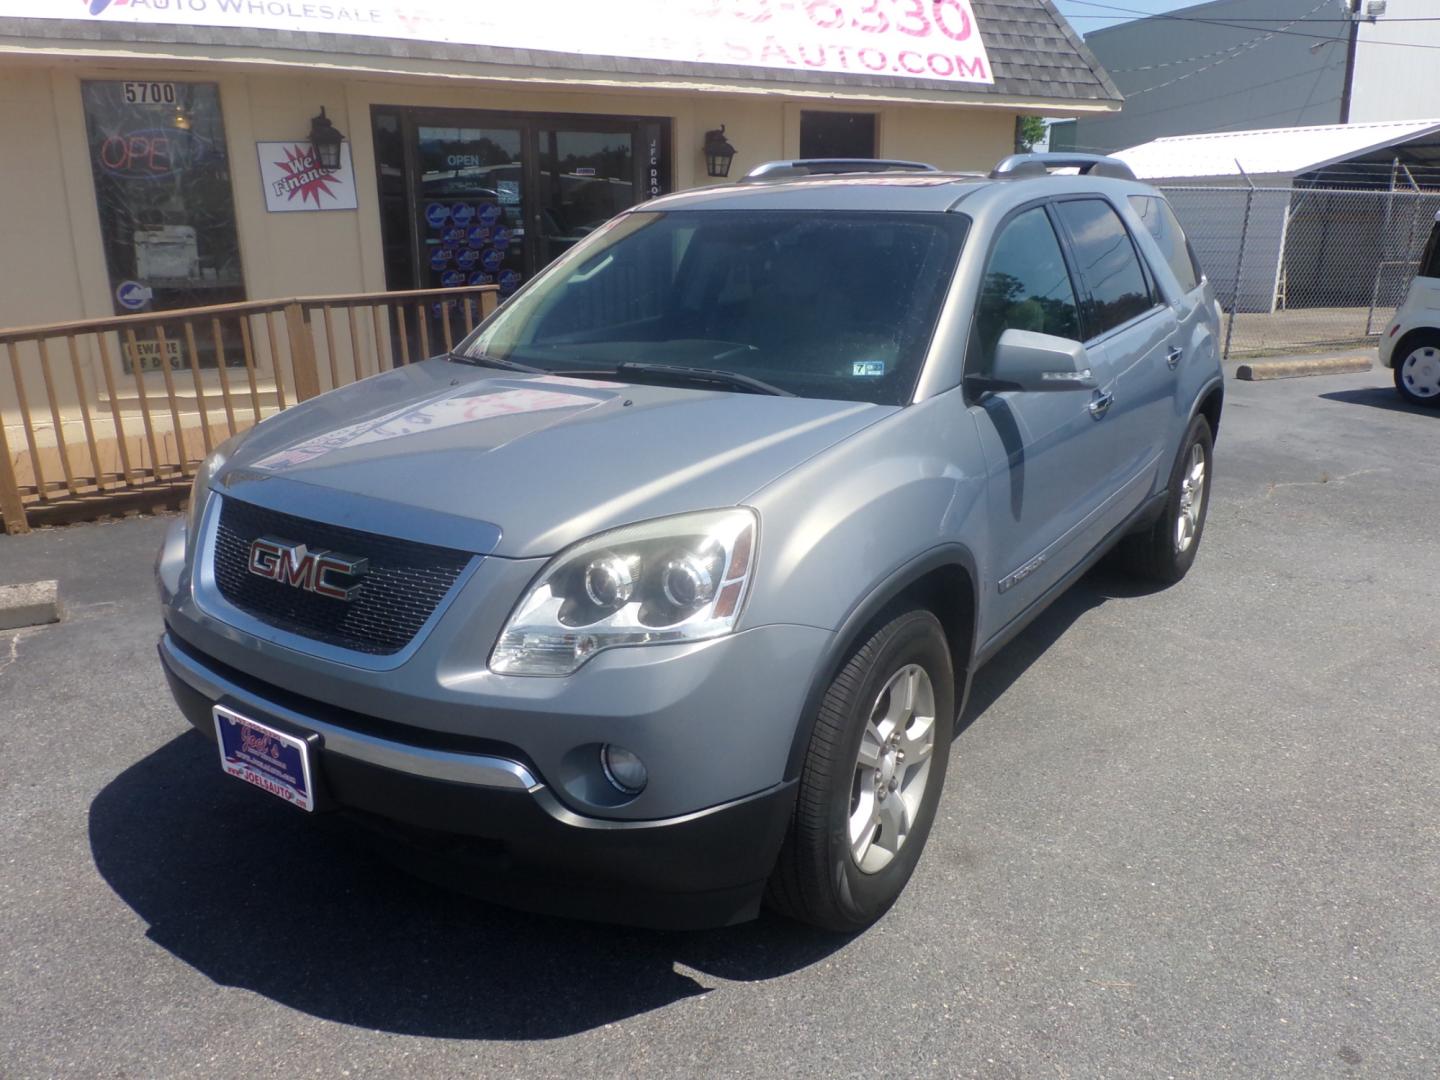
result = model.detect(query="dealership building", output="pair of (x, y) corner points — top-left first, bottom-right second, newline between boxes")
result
(0, 2), (1119, 524)
(0, 2), (1119, 331)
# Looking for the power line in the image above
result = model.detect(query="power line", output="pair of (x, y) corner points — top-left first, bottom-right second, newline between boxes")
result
(1063, 13), (1440, 21)
(1109, 24), (1303, 74)
(1088, 64), (1349, 121)
(1122, 0), (1334, 96)
(1060, 0), (1440, 49)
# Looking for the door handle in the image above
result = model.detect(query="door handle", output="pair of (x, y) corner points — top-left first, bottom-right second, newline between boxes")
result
(1167, 346), (1184, 370)
(1088, 389), (1115, 420)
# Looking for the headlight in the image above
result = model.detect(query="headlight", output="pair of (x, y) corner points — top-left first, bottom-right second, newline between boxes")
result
(187, 431), (246, 536)
(490, 508), (758, 676)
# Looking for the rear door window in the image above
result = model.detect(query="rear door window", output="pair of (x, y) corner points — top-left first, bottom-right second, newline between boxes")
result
(1053, 198), (1155, 340)
(1129, 194), (1202, 294)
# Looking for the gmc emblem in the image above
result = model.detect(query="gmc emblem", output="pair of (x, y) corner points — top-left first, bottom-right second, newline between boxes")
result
(247, 536), (369, 601)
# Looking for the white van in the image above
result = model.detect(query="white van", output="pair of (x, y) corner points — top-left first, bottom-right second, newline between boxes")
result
(1380, 211), (1440, 406)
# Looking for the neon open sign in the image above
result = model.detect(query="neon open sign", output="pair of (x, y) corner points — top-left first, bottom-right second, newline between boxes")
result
(97, 128), (213, 180)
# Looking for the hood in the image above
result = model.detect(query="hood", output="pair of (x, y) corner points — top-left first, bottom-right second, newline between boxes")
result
(216, 359), (890, 557)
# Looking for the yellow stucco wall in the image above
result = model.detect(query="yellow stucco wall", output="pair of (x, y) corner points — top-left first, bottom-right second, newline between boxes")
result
(1, 55), (1027, 456)
(3, 58), (1022, 328)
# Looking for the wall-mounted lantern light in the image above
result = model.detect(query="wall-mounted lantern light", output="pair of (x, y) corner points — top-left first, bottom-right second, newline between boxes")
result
(308, 106), (345, 171)
(703, 125), (737, 179)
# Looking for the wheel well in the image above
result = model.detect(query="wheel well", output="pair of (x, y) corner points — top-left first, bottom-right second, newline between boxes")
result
(879, 564), (976, 689)
(785, 557), (979, 780)
(1196, 384), (1224, 442)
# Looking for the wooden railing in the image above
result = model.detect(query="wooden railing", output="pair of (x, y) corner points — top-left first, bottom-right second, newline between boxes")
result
(0, 285), (500, 534)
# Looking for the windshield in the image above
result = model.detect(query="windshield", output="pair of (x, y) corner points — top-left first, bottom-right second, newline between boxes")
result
(457, 209), (968, 405)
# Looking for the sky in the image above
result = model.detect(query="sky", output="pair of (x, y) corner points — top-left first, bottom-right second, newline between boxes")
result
(1051, 0), (1204, 33)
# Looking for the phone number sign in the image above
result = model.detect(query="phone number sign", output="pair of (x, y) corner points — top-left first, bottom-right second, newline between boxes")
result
(37, 0), (993, 85)
(685, 0), (991, 82)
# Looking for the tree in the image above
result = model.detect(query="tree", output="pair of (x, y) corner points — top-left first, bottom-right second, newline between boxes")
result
(1014, 116), (1048, 153)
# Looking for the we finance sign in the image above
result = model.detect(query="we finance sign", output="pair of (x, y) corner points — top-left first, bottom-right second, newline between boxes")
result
(40, 0), (993, 85)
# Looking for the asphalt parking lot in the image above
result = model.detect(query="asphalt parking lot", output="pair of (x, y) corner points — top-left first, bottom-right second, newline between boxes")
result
(2, 365), (1437, 1078)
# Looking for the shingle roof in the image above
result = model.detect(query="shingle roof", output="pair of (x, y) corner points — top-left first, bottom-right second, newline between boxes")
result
(975, 0), (1122, 103)
(0, 1), (1120, 107)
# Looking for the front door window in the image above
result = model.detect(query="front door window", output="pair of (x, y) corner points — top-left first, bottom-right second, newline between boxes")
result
(536, 129), (636, 267)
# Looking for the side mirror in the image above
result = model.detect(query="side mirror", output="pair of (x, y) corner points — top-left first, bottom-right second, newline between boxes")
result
(967, 328), (1097, 394)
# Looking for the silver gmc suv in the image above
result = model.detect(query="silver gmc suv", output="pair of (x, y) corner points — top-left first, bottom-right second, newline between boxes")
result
(156, 153), (1224, 932)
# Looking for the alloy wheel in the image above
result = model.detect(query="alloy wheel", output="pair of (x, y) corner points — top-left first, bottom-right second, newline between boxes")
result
(1175, 441), (1207, 554)
(849, 664), (937, 874)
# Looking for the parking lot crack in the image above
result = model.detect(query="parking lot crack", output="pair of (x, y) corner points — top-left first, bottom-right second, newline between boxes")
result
(1264, 467), (1386, 498)
(0, 629), (28, 679)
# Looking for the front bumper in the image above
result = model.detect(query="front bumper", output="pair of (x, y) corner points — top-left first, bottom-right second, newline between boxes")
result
(160, 632), (797, 928)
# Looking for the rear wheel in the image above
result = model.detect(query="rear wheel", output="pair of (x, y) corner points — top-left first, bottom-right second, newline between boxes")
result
(1395, 334), (1440, 407)
(766, 609), (954, 932)
(1115, 414), (1214, 584)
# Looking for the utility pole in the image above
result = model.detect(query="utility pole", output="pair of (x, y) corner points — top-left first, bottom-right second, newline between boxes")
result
(1339, 0), (1362, 124)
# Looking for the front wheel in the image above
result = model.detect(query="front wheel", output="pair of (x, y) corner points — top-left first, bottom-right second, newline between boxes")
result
(1115, 414), (1214, 584)
(1395, 335), (1440, 407)
(765, 609), (955, 932)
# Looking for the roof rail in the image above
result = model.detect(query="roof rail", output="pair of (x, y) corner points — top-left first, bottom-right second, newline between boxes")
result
(740, 158), (938, 183)
(989, 153), (1137, 181)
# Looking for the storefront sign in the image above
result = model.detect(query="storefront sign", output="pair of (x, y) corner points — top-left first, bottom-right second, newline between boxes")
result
(257, 141), (359, 212)
(30, 1), (994, 85)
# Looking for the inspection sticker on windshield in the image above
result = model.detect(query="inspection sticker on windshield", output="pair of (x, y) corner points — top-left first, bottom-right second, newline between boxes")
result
(852, 360), (886, 377)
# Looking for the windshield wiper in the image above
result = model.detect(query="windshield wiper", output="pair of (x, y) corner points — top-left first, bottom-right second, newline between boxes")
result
(447, 349), (544, 374)
(559, 361), (793, 397)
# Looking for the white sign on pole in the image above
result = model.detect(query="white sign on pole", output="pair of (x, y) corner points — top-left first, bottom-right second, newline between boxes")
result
(21, 1), (993, 86)
(257, 141), (358, 213)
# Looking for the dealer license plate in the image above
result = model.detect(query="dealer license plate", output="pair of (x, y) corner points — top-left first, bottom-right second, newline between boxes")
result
(213, 705), (315, 812)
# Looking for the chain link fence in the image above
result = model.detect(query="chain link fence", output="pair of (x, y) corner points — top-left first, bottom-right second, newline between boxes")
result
(1159, 185), (1440, 358)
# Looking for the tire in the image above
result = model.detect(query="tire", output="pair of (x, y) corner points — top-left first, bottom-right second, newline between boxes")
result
(1394, 333), (1440, 407)
(1115, 413), (1214, 584)
(766, 609), (955, 932)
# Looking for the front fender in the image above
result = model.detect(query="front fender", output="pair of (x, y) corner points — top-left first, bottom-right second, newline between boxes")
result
(742, 390), (988, 636)
(742, 390), (989, 780)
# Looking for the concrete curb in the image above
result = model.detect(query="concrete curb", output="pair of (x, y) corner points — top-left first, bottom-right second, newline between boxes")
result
(0, 580), (62, 631)
(1235, 355), (1374, 381)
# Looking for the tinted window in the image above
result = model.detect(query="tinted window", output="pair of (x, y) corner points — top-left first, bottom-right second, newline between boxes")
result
(1129, 194), (1201, 293)
(1054, 199), (1154, 338)
(971, 207), (1081, 372)
(800, 111), (876, 159)
(466, 210), (967, 406)
(1421, 220), (1440, 280)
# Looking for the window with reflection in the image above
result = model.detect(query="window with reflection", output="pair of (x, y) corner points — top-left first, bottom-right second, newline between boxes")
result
(1129, 195), (1201, 294)
(1053, 199), (1153, 338)
(971, 206), (1081, 372)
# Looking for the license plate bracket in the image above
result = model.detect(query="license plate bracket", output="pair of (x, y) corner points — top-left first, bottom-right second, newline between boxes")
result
(213, 704), (317, 812)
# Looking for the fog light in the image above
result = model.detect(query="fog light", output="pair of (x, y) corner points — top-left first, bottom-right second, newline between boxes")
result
(600, 744), (647, 795)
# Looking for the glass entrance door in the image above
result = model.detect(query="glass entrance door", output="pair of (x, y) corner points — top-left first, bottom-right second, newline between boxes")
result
(534, 128), (636, 267)
(371, 108), (670, 306)
(413, 123), (526, 296)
